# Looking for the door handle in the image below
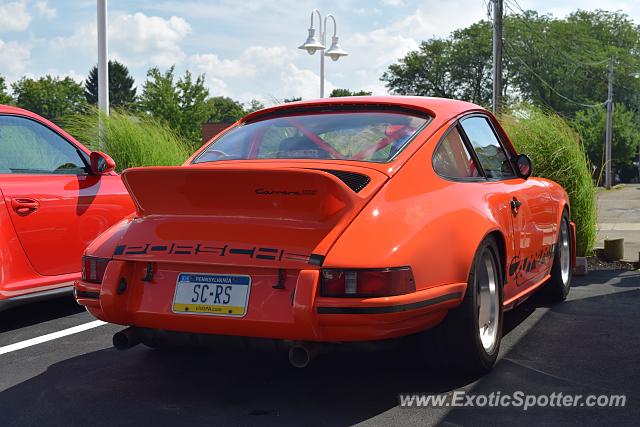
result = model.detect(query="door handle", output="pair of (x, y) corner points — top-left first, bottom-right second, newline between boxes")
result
(510, 197), (522, 214)
(11, 198), (40, 216)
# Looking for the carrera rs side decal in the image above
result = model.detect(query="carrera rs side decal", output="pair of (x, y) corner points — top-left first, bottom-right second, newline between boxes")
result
(508, 244), (556, 281)
(113, 243), (312, 264)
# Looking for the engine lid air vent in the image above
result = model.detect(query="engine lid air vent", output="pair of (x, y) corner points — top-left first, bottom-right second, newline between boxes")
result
(320, 169), (371, 193)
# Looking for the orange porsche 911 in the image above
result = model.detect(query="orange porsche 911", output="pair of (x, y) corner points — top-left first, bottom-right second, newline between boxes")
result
(75, 96), (575, 373)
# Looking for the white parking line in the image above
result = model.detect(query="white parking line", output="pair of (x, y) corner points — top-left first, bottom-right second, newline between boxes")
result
(0, 320), (107, 356)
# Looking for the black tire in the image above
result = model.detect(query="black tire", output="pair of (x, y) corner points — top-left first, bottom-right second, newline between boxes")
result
(433, 236), (504, 375)
(540, 211), (572, 302)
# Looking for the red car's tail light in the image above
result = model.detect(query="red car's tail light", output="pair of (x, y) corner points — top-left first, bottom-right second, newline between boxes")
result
(320, 267), (415, 297)
(82, 256), (110, 284)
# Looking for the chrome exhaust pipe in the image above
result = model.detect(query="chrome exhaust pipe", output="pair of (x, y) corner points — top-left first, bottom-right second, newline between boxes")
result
(113, 327), (141, 350)
(288, 342), (318, 368)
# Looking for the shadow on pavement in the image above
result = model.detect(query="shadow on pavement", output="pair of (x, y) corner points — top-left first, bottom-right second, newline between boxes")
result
(0, 296), (84, 334)
(0, 343), (479, 426)
(441, 286), (640, 425)
(571, 270), (640, 289)
(0, 272), (638, 426)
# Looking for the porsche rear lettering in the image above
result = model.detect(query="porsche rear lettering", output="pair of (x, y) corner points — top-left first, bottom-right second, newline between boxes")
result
(113, 243), (311, 263)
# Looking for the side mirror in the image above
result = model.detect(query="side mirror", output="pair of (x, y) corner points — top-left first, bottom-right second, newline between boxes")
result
(514, 154), (532, 179)
(89, 151), (116, 175)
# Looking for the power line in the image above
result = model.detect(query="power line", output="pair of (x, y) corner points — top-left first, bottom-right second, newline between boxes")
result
(503, 42), (607, 108)
(503, 0), (608, 68)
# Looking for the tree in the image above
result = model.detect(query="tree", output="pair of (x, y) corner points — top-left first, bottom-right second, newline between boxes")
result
(177, 70), (210, 142)
(245, 99), (265, 114)
(283, 97), (302, 103)
(85, 60), (137, 108)
(573, 105), (639, 174)
(329, 89), (373, 97)
(380, 9), (640, 177)
(381, 11), (640, 115)
(12, 76), (85, 122)
(206, 96), (245, 123)
(502, 11), (640, 116)
(449, 22), (493, 106)
(0, 75), (11, 104)
(139, 66), (210, 145)
(381, 38), (457, 98)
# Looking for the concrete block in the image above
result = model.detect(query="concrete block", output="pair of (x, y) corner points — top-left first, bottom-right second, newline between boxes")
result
(604, 238), (624, 261)
(573, 257), (588, 276)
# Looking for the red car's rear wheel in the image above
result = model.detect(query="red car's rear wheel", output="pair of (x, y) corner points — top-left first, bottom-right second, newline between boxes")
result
(541, 211), (572, 301)
(431, 236), (504, 374)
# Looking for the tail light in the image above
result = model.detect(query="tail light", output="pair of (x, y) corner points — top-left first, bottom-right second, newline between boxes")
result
(82, 256), (110, 284)
(320, 267), (415, 297)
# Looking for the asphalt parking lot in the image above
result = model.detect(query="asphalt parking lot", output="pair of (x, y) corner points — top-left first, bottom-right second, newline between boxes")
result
(0, 271), (638, 426)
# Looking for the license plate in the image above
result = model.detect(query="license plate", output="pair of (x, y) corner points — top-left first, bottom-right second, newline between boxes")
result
(172, 273), (251, 317)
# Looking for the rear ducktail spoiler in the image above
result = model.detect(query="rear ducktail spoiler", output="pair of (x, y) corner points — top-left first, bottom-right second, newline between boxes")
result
(114, 166), (388, 267)
(121, 166), (369, 220)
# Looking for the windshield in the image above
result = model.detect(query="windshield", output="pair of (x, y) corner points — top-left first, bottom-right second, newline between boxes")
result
(192, 109), (430, 164)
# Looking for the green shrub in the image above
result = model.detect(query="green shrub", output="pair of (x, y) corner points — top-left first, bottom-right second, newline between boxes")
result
(501, 107), (596, 256)
(62, 109), (191, 171)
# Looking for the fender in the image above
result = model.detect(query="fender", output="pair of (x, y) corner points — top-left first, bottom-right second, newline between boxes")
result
(324, 122), (515, 296)
(544, 178), (574, 261)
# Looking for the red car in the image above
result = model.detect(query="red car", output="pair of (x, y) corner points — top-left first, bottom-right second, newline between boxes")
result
(0, 105), (134, 311)
(75, 96), (574, 373)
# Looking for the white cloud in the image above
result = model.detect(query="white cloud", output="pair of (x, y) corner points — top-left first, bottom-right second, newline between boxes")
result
(381, 0), (404, 6)
(350, 29), (419, 69)
(0, 39), (31, 77)
(111, 13), (191, 67)
(188, 45), (300, 101)
(206, 76), (231, 97)
(44, 69), (85, 83)
(0, 1), (31, 32)
(35, 1), (56, 19)
(280, 64), (334, 100)
(50, 12), (192, 68)
(190, 53), (255, 78)
(241, 45), (293, 67)
(49, 25), (92, 51)
(387, 4), (486, 40)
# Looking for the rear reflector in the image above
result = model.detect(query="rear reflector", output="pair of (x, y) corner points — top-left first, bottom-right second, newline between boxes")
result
(82, 256), (110, 284)
(320, 267), (415, 298)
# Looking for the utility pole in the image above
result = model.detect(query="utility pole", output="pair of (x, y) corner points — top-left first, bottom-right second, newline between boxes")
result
(492, 0), (503, 115)
(97, 0), (109, 117)
(605, 56), (614, 189)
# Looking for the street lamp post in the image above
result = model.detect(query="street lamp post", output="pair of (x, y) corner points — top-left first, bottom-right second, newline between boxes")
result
(97, 0), (109, 116)
(298, 9), (348, 98)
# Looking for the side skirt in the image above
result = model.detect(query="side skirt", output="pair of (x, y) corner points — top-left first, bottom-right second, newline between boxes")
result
(503, 274), (551, 311)
(0, 285), (74, 313)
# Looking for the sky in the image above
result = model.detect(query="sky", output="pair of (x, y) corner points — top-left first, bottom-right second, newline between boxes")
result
(1, 0), (639, 106)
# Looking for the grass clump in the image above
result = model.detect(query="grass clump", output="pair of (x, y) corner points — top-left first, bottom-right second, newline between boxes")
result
(501, 107), (596, 256)
(62, 109), (191, 171)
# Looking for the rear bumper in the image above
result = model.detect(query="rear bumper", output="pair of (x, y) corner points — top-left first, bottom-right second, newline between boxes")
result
(74, 260), (465, 342)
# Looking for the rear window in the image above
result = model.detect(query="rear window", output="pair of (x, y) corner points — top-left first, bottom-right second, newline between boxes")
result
(192, 109), (430, 164)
